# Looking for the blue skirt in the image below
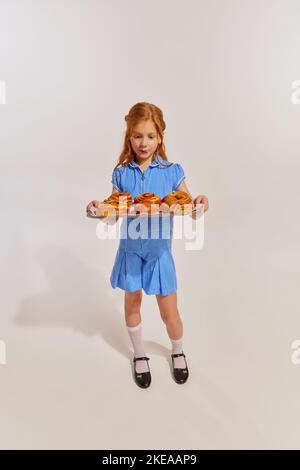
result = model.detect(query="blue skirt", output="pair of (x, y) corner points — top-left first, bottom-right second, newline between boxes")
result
(110, 215), (177, 295)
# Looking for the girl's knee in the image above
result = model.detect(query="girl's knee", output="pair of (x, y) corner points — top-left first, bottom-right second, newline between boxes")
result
(125, 289), (143, 307)
(163, 310), (181, 326)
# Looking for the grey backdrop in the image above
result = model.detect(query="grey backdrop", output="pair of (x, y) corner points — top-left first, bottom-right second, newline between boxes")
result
(1, 0), (300, 449)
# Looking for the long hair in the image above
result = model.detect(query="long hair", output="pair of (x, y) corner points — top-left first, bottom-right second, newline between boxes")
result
(113, 102), (172, 171)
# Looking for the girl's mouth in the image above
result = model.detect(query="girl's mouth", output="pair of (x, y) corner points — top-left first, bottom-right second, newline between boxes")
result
(139, 149), (148, 154)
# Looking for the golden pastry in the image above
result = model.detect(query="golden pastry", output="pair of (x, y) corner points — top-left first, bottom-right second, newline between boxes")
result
(97, 192), (133, 216)
(132, 192), (162, 215)
(161, 190), (193, 215)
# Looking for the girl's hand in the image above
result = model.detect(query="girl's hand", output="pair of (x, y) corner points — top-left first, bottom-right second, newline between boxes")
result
(193, 195), (209, 212)
(86, 200), (100, 213)
(191, 195), (209, 220)
(86, 200), (119, 224)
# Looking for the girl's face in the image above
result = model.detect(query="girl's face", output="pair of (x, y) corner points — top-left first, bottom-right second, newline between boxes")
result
(130, 120), (161, 161)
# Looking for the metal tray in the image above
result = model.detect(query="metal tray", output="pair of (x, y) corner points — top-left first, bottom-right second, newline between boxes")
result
(86, 204), (204, 219)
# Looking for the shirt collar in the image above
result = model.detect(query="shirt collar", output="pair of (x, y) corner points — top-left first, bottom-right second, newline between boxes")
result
(128, 155), (167, 169)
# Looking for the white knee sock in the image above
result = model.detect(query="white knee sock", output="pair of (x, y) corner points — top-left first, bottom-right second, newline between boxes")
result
(127, 322), (149, 373)
(170, 336), (186, 368)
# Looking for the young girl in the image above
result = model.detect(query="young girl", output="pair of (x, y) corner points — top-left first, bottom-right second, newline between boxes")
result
(87, 102), (209, 389)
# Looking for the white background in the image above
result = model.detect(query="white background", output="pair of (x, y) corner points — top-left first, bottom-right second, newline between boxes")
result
(1, 0), (300, 449)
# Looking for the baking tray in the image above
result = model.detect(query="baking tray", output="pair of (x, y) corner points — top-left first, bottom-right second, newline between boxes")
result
(86, 204), (204, 219)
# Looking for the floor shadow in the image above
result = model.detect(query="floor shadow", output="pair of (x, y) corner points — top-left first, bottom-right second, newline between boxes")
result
(14, 243), (171, 362)
(15, 243), (131, 358)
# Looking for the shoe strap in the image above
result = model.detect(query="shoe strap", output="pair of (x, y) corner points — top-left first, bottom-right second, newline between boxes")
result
(133, 356), (150, 362)
(171, 353), (186, 358)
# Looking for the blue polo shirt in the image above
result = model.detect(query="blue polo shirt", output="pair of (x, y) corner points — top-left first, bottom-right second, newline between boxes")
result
(111, 155), (186, 199)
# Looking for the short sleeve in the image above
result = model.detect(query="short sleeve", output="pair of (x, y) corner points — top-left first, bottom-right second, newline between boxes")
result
(111, 168), (122, 192)
(172, 163), (186, 191)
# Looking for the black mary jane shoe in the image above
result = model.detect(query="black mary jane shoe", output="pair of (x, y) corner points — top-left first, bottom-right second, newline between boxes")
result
(133, 356), (151, 388)
(171, 353), (189, 384)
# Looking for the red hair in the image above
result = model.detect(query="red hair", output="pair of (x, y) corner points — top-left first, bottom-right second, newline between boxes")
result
(113, 102), (171, 171)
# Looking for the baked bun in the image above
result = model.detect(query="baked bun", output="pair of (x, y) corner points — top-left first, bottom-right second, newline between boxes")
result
(161, 191), (193, 215)
(132, 192), (162, 215)
(97, 192), (133, 216)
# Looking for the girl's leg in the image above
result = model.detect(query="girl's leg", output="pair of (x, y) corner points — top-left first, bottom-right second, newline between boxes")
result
(124, 289), (143, 327)
(155, 292), (182, 339)
(156, 292), (186, 368)
(125, 290), (149, 373)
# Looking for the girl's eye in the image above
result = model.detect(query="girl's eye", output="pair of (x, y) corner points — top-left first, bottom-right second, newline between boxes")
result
(134, 136), (155, 139)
